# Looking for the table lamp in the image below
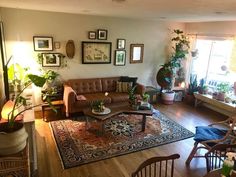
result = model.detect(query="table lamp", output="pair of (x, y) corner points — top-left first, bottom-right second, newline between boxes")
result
(1, 100), (17, 120)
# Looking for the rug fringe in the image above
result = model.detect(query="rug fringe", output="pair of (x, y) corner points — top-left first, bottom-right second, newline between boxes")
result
(49, 122), (66, 170)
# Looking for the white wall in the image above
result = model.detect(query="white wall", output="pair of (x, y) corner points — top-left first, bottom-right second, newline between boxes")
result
(0, 7), (184, 105)
(186, 21), (236, 36)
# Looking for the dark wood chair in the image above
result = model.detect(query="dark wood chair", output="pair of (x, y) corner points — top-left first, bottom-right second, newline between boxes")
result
(131, 154), (180, 177)
(186, 117), (236, 165)
(205, 143), (236, 173)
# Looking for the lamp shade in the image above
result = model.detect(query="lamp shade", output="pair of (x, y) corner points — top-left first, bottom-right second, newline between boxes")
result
(1, 100), (17, 120)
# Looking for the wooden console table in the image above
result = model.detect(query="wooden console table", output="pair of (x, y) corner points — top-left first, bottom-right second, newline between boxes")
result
(194, 93), (236, 116)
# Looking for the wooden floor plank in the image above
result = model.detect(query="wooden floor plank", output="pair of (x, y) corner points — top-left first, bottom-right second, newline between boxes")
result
(35, 102), (228, 177)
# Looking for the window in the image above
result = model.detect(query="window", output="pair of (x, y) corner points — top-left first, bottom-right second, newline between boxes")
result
(191, 37), (236, 88)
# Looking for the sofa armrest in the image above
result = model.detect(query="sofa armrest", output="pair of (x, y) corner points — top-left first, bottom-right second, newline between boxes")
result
(136, 83), (145, 96)
(63, 85), (76, 117)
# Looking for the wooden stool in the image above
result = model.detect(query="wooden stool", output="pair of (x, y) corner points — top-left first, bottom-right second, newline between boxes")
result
(41, 100), (64, 122)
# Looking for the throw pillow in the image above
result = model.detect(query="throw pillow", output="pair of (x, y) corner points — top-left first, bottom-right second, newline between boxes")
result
(76, 95), (87, 101)
(116, 81), (133, 93)
(120, 76), (138, 86)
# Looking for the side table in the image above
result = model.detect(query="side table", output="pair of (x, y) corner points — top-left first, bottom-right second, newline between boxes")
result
(0, 143), (29, 177)
(145, 86), (160, 104)
(41, 100), (64, 122)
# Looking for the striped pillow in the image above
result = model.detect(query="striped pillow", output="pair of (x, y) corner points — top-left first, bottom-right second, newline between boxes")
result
(116, 81), (133, 93)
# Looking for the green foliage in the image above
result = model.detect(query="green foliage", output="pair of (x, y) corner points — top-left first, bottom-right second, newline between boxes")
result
(8, 63), (29, 86)
(128, 85), (137, 105)
(157, 29), (190, 90)
(7, 73), (56, 128)
(217, 82), (231, 93)
(91, 100), (104, 112)
(43, 70), (59, 82)
(188, 74), (198, 95)
(142, 93), (150, 102)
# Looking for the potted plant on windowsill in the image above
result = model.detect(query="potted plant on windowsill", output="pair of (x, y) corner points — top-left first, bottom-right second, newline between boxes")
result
(216, 82), (231, 101)
(0, 73), (54, 155)
(156, 29), (190, 104)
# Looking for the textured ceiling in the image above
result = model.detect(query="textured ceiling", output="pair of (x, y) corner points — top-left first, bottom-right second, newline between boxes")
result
(1, 0), (236, 22)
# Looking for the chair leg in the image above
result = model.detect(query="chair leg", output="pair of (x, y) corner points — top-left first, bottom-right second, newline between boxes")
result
(185, 142), (199, 165)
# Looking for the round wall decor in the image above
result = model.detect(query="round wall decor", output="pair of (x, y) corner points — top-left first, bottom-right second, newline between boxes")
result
(66, 40), (75, 59)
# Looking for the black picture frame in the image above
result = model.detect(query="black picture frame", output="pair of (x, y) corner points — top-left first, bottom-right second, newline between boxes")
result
(42, 53), (61, 67)
(117, 39), (126, 49)
(82, 41), (112, 64)
(33, 36), (53, 51)
(97, 29), (108, 40)
(88, 31), (96, 39)
(114, 50), (126, 66)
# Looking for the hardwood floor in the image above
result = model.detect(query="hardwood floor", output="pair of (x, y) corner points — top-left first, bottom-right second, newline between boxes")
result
(35, 102), (227, 177)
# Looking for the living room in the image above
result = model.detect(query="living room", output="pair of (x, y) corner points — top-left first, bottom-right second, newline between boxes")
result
(0, 1), (236, 177)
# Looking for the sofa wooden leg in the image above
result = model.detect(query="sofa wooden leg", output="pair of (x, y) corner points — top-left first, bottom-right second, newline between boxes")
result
(185, 142), (199, 165)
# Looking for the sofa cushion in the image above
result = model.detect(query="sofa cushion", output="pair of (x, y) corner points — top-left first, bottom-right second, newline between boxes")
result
(67, 78), (102, 94)
(116, 81), (133, 93)
(108, 92), (129, 103)
(101, 77), (120, 92)
(74, 93), (112, 108)
(120, 76), (138, 86)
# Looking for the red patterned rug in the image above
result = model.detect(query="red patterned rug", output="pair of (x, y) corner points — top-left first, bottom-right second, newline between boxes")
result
(50, 109), (194, 169)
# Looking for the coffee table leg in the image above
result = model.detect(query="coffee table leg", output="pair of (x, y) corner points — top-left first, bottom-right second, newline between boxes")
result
(142, 115), (147, 131)
(85, 116), (90, 130)
(99, 121), (105, 136)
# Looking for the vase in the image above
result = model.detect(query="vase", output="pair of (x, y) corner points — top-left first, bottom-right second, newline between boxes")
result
(0, 122), (28, 155)
(161, 90), (175, 105)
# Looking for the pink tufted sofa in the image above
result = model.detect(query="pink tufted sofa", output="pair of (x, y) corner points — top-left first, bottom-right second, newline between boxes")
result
(63, 76), (145, 117)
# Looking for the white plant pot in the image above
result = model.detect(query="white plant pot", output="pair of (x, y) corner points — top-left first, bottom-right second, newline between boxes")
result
(0, 123), (28, 155)
(161, 90), (175, 105)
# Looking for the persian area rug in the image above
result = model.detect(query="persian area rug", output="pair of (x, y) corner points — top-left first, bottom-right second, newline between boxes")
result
(50, 110), (194, 169)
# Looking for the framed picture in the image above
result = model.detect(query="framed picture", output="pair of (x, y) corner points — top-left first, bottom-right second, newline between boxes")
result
(114, 50), (126, 66)
(54, 42), (60, 49)
(42, 53), (61, 67)
(117, 39), (126, 49)
(97, 29), (107, 40)
(88, 31), (96, 39)
(82, 41), (112, 64)
(33, 36), (53, 51)
(130, 44), (144, 63)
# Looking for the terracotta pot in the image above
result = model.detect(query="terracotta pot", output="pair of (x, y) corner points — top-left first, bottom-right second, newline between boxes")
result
(184, 94), (195, 105)
(217, 92), (225, 102)
(161, 90), (175, 105)
(0, 122), (28, 155)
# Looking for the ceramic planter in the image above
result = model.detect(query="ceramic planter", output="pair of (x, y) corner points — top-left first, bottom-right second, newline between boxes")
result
(0, 122), (28, 155)
(161, 90), (175, 105)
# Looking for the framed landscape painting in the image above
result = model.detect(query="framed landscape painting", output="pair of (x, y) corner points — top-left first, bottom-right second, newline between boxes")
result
(114, 50), (126, 66)
(82, 41), (112, 64)
(42, 53), (61, 67)
(33, 36), (53, 51)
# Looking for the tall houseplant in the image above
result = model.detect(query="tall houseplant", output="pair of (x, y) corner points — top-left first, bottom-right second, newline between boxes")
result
(156, 29), (190, 104)
(0, 72), (54, 155)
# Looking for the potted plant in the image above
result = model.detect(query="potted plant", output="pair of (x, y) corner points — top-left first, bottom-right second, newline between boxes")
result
(184, 74), (198, 105)
(156, 29), (190, 104)
(216, 82), (231, 101)
(198, 78), (208, 94)
(142, 93), (150, 103)
(0, 73), (54, 155)
(128, 85), (139, 110)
